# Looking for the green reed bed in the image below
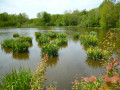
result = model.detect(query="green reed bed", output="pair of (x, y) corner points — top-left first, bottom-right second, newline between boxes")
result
(13, 33), (20, 37)
(41, 43), (59, 57)
(35, 32), (41, 38)
(0, 68), (31, 90)
(38, 35), (50, 44)
(80, 31), (98, 46)
(73, 32), (79, 38)
(87, 47), (109, 60)
(57, 33), (67, 38)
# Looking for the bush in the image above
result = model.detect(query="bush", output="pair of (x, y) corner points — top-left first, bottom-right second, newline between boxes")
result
(87, 47), (109, 60)
(51, 39), (61, 46)
(1, 39), (14, 48)
(13, 33), (20, 37)
(0, 68), (31, 90)
(12, 42), (29, 53)
(38, 35), (50, 44)
(16, 37), (32, 44)
(35, 32), (41, 38)
(41, 43), (59, 57)
(57, 33), (67, 38)
(73, 32), (79, 38)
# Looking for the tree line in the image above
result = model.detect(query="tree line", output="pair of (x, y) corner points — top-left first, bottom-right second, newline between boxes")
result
(0, 0), (120, 29)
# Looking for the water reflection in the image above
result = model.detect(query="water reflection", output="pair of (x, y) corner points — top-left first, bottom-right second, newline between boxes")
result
(46, 57), (59, 68)
(12, 52), (29, 60)
(85, 58), (104, 68)
(1, 47), (12, 54)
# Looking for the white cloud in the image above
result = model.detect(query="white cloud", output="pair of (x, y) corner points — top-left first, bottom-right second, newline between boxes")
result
(0, 0), (104, 18)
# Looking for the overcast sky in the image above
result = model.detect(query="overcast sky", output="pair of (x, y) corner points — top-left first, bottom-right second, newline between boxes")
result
(0, 0), (104, 18)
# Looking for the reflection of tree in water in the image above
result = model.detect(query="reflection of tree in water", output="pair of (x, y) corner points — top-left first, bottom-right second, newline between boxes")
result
(46, 57), (59, 68)
(85, 58), (104, 68)
(1, 47), (12, 54)
(12, 52), (29, 60)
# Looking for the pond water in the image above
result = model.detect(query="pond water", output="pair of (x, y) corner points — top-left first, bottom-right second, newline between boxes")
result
(0, 27), (120, 90)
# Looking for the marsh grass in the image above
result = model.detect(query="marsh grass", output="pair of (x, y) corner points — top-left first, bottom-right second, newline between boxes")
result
(0, 68), (31, 90)
(13, 33), (20, 37)
(38, 35), (50, 44)
(73, 32), (79, 38)
(35, 32), (41, 38)
(16, 37), (32, 44)
(1, 39), (14, 48)
(47, 31), (58, 38)
(57, 33), (67, 38)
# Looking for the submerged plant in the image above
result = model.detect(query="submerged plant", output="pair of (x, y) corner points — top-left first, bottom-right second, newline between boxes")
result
(73, 32), (79, 38)
(13, 33), (20, 37)
(0, 68), (31, 90)
(87, 47), (109, 60)
(41, 43), (59, 57)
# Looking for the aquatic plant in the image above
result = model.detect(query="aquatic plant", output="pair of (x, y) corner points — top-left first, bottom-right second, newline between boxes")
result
(58, 37), (68, 45)
(73, 32), (79, 38)
(0, 68), (31, 90)
(47, 31), (58, 38)
(35, 32), (41, 38)
(72, 57), (120, 90)
(38, 35), (50, 44)
(1, 39), (14, 48)
(57, 33), (67, 38)
(13, 33), (19, 37)
(16, 36), (32, 44)
(12, 41), (29, 53)
(80, 31), (97, 46)
(87, 47), (109, 60)
(41, 43), (59, 57)
(30, 53), (48, 90)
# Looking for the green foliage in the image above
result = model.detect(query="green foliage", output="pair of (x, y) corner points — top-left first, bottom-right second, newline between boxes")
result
(87, 47), (109, 60)
(35, 32), (41, 38)
(12, 41), (29, 53)
(1, 39), (14, 48)
(47, 31), (58, 38)
(16, 37), (32, 44)
(13, 33), (20, 37)
(0, 68), (31, 90)
(57, 33), (67, 38)
(58, 37), (68, 45)
(73, 32), (79, 38)
(38, 35), (50, 44)
(41, 43), (59, 57)
(80, 31), (98, 46)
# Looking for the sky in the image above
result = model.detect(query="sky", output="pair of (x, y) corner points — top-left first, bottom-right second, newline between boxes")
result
(0, 0), (104, 18)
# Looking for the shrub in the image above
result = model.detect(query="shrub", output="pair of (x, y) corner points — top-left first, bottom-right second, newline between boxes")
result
(13, 33), (20, 37)
(51, 39), (61, 46)
(57, 33), (67, 38)
(35, 32), (41, 38)
(16, 37), (32, 44)
(1, 39), (14, 48)
(12, 41), (29, 53)
(47, 31), (58, 38)
(41, 43), (59, 57)
(38, 35), (50, 44)
(73, 32), (79, 38)
(0, 68), (31, 90)
(87, 47), (109, 60)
